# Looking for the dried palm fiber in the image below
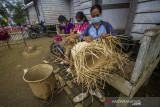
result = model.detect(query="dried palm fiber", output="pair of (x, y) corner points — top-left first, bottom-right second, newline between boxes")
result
(60, 36), (79, 49)
(70, 36), (129, 92)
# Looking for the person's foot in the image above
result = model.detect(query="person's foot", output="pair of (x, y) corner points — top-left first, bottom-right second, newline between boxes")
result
(60, 61), (64, 65)
(89, 90), (102, 99)
(73, 92), (88, 103)
(66, 68), (72, 73)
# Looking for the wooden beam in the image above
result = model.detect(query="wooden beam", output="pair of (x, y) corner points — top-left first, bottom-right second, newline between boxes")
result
(131, 32), (160, 83)
(125, 0), (138, 35)
(102, 3), (130, 10)
(5, 39), (11, 49)
(105, 74), (133, 96)
(115, 29), (125, 34)
(98, 0), (102, 6)
(92, 0), (98, 5)
(130, 56), (160, 98)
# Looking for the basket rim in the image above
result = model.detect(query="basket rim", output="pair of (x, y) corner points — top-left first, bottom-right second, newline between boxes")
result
(23, 64), (53, 83)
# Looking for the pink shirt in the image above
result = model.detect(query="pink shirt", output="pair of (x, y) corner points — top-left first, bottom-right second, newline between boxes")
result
(74, 22), (89, 35)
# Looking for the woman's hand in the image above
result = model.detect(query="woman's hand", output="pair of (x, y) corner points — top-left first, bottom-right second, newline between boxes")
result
(57, 34), (64, 37)
(100, 34), (110, 39)
(83, 36), (93, 42)
(71, 34), (80, 39)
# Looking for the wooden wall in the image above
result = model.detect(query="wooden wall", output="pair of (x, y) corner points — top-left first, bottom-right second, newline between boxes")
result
(101, 0), (131, 32)
(28, 5), (39, 24)
(36, 0), (44, 22)
(70, 0), (74, 21)
(39, 0), (71, 25)
(73, 0), (92, 22)
(130, 0), (160, 40)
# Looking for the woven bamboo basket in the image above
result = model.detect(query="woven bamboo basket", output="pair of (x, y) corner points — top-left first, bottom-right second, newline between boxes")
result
(23, 64), (56, 100)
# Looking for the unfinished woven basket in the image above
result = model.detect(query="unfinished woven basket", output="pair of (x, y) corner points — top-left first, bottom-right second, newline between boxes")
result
(71, 36), (129, 91)
(60, 36), (79, 49)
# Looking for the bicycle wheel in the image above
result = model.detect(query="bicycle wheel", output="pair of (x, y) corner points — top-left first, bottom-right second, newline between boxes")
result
(30, 32), (37, 39)
(50, 41), (59, 57)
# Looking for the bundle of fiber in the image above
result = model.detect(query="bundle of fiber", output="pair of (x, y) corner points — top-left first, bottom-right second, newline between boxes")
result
(60, 36), (78, 49)
(71, 36), (129, 91)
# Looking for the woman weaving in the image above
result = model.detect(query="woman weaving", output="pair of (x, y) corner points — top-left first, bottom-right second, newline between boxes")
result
(73, 4), (117, 103)
(79, 5), (117, 42)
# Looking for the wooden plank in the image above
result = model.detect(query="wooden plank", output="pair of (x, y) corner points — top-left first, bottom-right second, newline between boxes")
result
(80, 1), (92, 9)
(82, 8), (90, 15)
(130, 36), (151, 83)
(92, 0), (98, 5)
(105, 74), (133, 96)
(133, 12), (160, 24)
(130, 56), (160, 97)
(102, 8), (129, 29)
(80, 0), (91, 2)
(125, 0), (138, 35)
(138, 0), (154, 3)
(102, 0), (129, 5)
(98, 0), (102, 6)
(131, 33), (160, 83)
(131, 24), (156, 34)
(115, 29), (125, 34)
(102, 3), (130, 9)
(136, 1), (160, 13)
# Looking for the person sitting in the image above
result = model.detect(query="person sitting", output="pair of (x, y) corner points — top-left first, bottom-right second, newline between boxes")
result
(55, 15), (74, 62)
(73, 4), (117, 103)
(79, 5), (117, 42)
(64, 11), (90, 72)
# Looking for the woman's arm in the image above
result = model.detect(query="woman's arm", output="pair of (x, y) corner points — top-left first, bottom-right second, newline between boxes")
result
(79, 24), (91, 41)
(58, 29), (70, 37)
(70, 28), (73, 34)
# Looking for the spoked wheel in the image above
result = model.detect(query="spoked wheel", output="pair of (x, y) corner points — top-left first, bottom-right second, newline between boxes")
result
(50, 41), (59, 57)
(29, 32), (37, 39)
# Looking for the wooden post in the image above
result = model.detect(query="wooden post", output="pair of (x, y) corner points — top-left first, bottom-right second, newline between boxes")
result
(5, 39), (11, 49)
(22, 32), (27, 46)
(23, 38), (27, 46)
(130, 26), (160, 84)
(130, 56), (160, 97)
(125, 0), (138, 35)
(56, 25), (61, 34)
(92, 0), (98, 5)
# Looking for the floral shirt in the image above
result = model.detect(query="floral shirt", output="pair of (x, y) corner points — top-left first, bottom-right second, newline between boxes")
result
(74, 22), (89, 35)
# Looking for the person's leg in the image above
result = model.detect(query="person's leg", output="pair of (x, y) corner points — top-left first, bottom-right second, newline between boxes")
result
(66, 52), (74, 72)
(62, 48), (71, 65)
(65, 48), (70, 60)
(56, 44), (64, 62)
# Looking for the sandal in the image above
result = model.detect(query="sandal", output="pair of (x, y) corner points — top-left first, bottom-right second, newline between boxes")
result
(73, 92), (88, 103)
(60, 61), (64, 65)
(89, 90), (102, 99)
(66, 68), (72, 73)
